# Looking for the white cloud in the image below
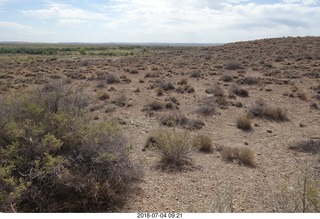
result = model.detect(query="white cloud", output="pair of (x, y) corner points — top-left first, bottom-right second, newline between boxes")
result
(22, 2), (110, 26)
(2, 0), (319, 42)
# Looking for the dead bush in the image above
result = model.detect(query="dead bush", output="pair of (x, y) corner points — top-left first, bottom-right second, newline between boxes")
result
(192, 135), (213, 153)
(160, 111), (204, 130)
(142, 100), (164, 111)
(205, 84), (225, 97)
(236, 114), (252, 131)
(221, 146), (255, 167)
(156, 87), (164, 96)
(220, 74), (233, 82)
(229, 84), (249, 97)
(289, 140), (320, 154)
(237, 76), (260, 85)
(249, 99), (289, 122)
(112, 93), (127, 107)
(98, 92), (110, 101)
(189, 70), (201, 78)
(149, 128), (194, 171)
(195, 96), (216, 116)
(178, 78), (188, 85)
(297, 90), (308, 100)
(225, 60), (243, 70)
(156, 80), (175, 91)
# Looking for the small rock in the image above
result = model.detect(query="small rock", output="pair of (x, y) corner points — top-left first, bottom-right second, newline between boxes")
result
(267, 129), (272, 133)
(244, 141), (249, 145)
(127, 100), (133, 107)
(299, 123), (307, 127)
(254, 123), (259, 127)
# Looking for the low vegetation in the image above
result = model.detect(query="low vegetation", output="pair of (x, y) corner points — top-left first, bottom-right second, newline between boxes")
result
(160, 111), (205, 130)
(147, 128), (194, 171)
(236, 114), (252, 131)
(249, 99), (289, 121)
(220, 146), (256, 167)
(192, 135), (213, 153)
(0, 82), (143, 212)
(289, 140), (320, 154)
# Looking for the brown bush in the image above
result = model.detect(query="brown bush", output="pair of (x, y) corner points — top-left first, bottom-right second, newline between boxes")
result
(156, 87), (164, 96)
(195, 96), (216, 116)
(112, 93), (127, 107)
(220, 146), (255, 167)
(297, 90), (307, 100)
(98, 92), (110, 101)
(230, 84), (249, 97)
(220, 74), (233, 82)
(142, 100), (164, 111)
(225, 60), (243, 70)
(160, 111), (204, 130)
(289, 140), (320, 154)
(149, 128), (194, 171)
(192, 135), (213, 153)
(236, 114), (252, 131)
(205, 83), (225, 97)
(249, 99), (289, 122)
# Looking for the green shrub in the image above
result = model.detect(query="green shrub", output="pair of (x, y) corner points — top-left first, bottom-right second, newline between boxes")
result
(148, 128), (194, 171)
(0, 82), (143, 212)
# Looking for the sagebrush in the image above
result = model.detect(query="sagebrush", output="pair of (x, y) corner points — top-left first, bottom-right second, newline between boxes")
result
(0, 82), (143, 212)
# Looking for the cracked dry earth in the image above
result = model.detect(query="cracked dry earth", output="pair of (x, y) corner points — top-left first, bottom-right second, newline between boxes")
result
(1, 36), (320, 212)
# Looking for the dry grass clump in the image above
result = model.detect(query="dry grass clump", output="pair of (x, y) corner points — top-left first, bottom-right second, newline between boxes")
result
(289, 140), (320, 154)
(297, 90), (308, 100)
(156, 87), (164, 96)
(237, 76), (260, 85)
(205, 83), (225, 97)
(142, 100), (165, 111)
(220, 74), (233, 82)
(229, 84), (249, 97)
(225, 60), (243, 70)
(147, 128), (194, 171)
(98, 91), (110, 101)
(236, 114), (252, 131)
(177, 78), (188, 85)
(220, 146), (256, 167)
(195, 102), (216, 116)
(97, 73), (120, 84)
(129, 69), (139, 74)
(112, 93), (127, 107)
(192, 135), (213, 153)
(189, 69), (201, 78)
(176, 84), (195, 94)
(249, 99), (289, 122)
(160, 111), (204, 130)
(156, 80), (175, 91)
(215, 96), (229, 107)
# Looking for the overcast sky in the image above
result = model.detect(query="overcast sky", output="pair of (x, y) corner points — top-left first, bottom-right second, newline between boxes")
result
(0, 0), (319, 43)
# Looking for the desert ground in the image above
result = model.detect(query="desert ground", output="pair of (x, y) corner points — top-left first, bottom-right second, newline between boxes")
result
(0, 36), (319, 212)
